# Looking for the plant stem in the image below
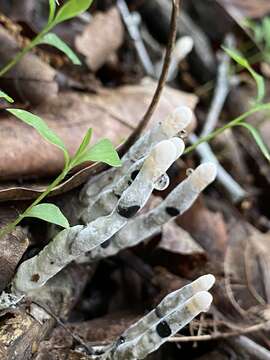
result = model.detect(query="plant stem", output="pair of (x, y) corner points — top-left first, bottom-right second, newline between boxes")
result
(184, 103), (270, 154)
(0, 27), (50, 77)
(0, 168), (69, 239)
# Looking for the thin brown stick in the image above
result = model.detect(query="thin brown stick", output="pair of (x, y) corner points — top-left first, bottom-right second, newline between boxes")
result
(31, 300), (95, 356)
(121, 0), (180, 154)
(168, 321), (270, 343)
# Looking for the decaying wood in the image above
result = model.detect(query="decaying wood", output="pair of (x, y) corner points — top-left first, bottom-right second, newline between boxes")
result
(0, 226), (28, 293)
(0, 206), (29, 293)
(0, 264), (92, 360)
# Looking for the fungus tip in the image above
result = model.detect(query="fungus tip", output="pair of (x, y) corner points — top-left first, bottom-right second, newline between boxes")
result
(193, 291), (213, 312)
(168, 106), (193, 132)
(190, 162), (217, 191)
(193, 274), (215, 292)
(150, 140), (177, 172)
(169, 137), (185, 160)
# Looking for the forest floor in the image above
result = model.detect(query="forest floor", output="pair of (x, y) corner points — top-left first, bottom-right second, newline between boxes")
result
(1, 0), (270, 359)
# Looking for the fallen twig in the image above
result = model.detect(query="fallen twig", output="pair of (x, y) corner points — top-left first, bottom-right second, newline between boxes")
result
(169, 321), (270, 342)
(117, 0), (155, 76)
(232, 336), (270, 360)
(190, 35), (247, 203)
(200, 34), (233, 137)
(123, 0), (180, 150)
(190, 134), (247, 203)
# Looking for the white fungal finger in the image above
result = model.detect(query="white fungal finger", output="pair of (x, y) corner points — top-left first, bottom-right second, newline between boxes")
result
(114, 140), (176, 217)
(111, 291), (213, 360)
(12, 226), (84, 294)
(121, 274), (215, 341)
(170, 137), (185, 160)
(148, 162), (217, 222)
(122, 106), (192, 165)
(80, 159), (145, 223)
(81, 138), (185, 223)
(80, 107), (192, 207)
(12, 140), (176, 295)
(85, 162), (217, 262)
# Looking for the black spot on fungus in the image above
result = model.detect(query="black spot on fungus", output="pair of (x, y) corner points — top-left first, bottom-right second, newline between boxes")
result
(101, 238), (112, 248)
(128, 180), (132, 186)
(165, 207), (180, 217)
(131, 170), (139, 181)
(114, 192), (121, 199)
(116, 336), (126, 347)
(156, 321), (172, 338)
(31, 274), (40, 282)
(117, 205), (140, 218)
(50, 261), (55, 265)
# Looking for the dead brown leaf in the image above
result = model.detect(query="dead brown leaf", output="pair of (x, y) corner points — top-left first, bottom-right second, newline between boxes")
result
(150, 221), (207, 278)
(0, 25), (58, 105)
(75, 7), (124, 72)
(225, 220), (270, 319)
(159, 221), (205, 256)
(0, 82), (197, 201)
(217, 0), (270, 19)
(177, 197), (228, 262)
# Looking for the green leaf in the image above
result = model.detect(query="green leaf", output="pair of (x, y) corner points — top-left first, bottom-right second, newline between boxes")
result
(53, 0), (93, 25)
(73, 139), (122, 167)
(48, 0), (57, 24)
(7, 109), (69, 163)
(0, 90), (14, 103)
(223, 46), (265, 104)
(243, 19), (264, 44)
(71, 128), (93, 166)
(237, 122), (270, 162)
(39, 33), (81, 65)
(254, 25), (264, 44)
(25, 203), (70, 228)
(262, 17), (270, 50)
